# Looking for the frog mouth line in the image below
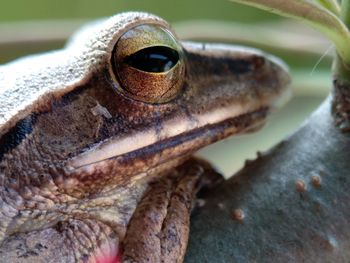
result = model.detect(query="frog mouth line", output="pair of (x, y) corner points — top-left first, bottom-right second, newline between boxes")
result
(69, 88), (290, 170)
(71, 107), (268, 171)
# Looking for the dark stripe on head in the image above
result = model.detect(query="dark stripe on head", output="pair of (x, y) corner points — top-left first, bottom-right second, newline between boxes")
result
(0, 115), (36, 161)
(185, 51), (262, 76)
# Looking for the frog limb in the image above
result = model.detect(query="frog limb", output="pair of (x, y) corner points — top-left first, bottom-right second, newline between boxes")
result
(122, 157), (223, 263)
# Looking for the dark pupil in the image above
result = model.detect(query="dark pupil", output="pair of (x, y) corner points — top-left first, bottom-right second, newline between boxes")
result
(124, 46), (179, 73)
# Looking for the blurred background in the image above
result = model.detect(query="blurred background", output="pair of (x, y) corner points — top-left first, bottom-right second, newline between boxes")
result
(0, 0), (331, 177)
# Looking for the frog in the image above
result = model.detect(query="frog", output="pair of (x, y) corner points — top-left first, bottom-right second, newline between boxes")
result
(0, 12), (291, 263)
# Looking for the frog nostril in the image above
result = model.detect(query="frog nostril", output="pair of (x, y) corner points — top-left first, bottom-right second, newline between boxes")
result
(124, 46), (179, 73)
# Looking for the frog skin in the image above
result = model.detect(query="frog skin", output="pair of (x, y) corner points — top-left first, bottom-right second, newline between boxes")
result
(0, 12), (290, 263)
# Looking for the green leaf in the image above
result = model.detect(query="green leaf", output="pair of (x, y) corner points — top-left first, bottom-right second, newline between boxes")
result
(230, 0), (350, 65)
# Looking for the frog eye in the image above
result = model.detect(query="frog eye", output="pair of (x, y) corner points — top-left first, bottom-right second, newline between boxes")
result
(111, 24), (185, 103)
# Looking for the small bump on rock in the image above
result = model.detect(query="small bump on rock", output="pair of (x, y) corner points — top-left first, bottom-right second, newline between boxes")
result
(323, 235), (338, 251)
(217, 202), (225, 210)
(295, 179), (307, 193)
(311, 175), (322, 188)
(232, 208), (245, 222)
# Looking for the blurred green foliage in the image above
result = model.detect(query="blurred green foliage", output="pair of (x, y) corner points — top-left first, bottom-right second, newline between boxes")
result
(0, 0), (278, 23)
(0, 0), (331, 71)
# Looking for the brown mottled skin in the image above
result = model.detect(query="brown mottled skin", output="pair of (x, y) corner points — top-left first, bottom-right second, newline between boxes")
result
(0, 12), (290, 262)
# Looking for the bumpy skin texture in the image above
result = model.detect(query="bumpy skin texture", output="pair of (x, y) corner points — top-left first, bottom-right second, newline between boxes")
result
(0, 219), (119, 263)
(0, 157), (222, 263)
(0, 12), (290, 263)
(185, 97), (350, 263)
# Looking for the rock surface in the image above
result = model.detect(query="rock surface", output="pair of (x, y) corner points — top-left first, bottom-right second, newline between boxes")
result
(186, 97), (350, 263)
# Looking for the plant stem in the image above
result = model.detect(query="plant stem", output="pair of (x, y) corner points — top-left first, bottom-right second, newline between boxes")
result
(316, 0), (341, 16)
(340, 0), (350, 29)
(334, 0), (350, 83)
(333, 1), (350, 131)
(334, 56), (350, 83)
(230, 0), (350, 66)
